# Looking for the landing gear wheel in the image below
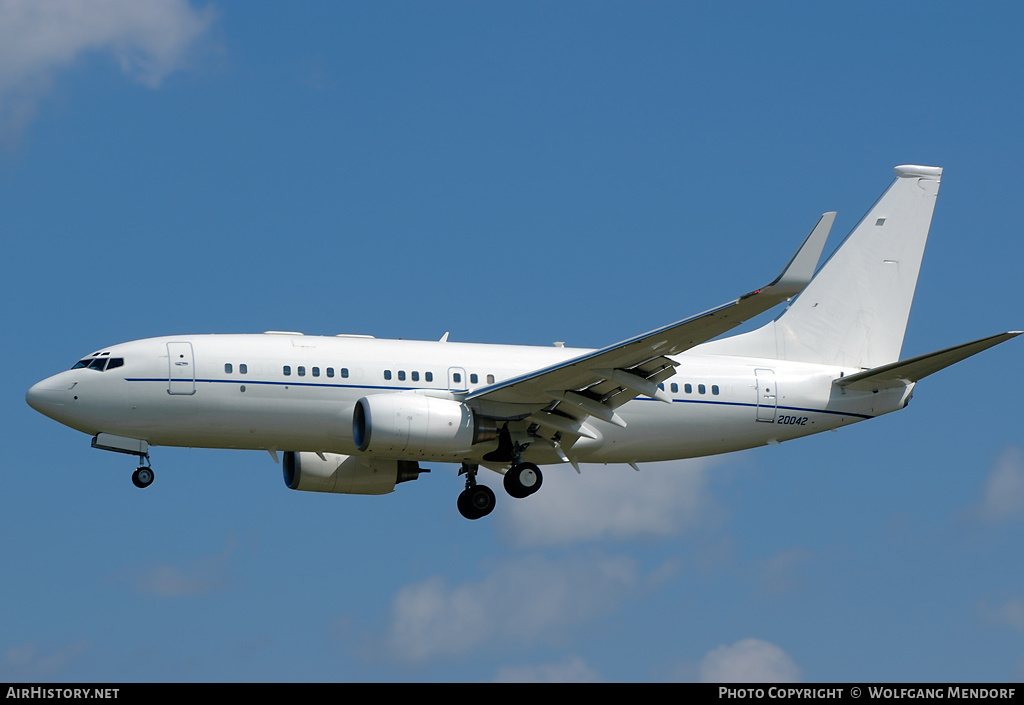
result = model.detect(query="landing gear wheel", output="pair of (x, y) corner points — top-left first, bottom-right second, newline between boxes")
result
(503, 462), (543, 499)
(132, 466), (154, 489)
(457, 485), (495, 520)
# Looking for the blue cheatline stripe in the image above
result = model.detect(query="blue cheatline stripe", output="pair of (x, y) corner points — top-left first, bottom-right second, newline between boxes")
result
(126, 377), (415, 393)
(661, 396), (873, 420)
(124, 378), (874, 420)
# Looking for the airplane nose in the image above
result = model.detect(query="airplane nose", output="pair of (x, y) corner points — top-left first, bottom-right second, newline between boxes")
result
(26, 378), (66, 419)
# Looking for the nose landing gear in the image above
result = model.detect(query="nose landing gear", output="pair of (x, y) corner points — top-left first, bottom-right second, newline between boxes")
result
(89, 434), (155, 489)
(131, 462), (154, 488)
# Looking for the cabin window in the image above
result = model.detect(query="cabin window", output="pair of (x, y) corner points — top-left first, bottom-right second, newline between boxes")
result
(384, 370), (392, 380)
(712, 385), (720, 395)
(698, 384), (706, 394)
(670, 383), (678, 393)
(411, 371), (420, 381)
(487, 374), (495, 384)
(425, 371), (433, 382)
(283, 366), (291, 376)
(297, 366), (305, 377)
(341, 368), (349, 378)
(470, 373), (478, 384)
(685, 383), (692, 394)
(225, 363), (233, 374)
(312, 367), (320, 377)
(326, 367), (334, 378)
(452, 372), (462, 383)
(239, 364), (247, 374)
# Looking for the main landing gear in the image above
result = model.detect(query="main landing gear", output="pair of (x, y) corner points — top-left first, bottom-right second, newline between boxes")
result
(456, 460), (544, 520)
(457, 464), (494, 520)
(503, 461), (543, 498)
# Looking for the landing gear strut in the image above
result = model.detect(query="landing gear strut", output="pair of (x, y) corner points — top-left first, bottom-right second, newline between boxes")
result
(132, 459), (154, 488)
(457, 463), (495, 520)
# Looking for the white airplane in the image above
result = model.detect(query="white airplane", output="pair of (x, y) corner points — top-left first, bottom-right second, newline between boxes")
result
(26, 165), (1021, 520)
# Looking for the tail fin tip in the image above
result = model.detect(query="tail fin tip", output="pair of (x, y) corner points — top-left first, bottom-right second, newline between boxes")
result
(894, 164), (942, 179)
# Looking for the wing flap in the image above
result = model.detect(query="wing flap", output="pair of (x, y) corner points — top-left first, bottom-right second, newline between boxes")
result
(527, 411), (600, 440)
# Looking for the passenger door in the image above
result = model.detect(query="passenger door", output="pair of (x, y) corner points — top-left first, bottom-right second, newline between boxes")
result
(755, 368), (777, 422)
(167, 341), (196, 395)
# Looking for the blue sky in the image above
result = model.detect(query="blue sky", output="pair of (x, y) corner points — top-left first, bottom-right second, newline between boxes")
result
(3, 0), (1023, 683)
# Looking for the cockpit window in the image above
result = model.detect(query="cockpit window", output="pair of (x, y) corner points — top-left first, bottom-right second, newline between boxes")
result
(71, 357), (124, 371)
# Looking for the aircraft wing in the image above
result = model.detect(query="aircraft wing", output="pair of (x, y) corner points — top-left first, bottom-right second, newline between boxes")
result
(833, 331), (1023, 392)
(467, 213), (835, 431)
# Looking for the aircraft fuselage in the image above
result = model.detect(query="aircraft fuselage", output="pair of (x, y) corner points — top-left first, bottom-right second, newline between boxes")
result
(27, 333), (906, 466)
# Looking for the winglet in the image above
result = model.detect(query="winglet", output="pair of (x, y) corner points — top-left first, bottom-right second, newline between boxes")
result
(758, 211), (835, 299)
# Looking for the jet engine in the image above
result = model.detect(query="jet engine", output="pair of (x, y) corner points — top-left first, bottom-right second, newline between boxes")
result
(352, 393), (498, 457)
(282, 451), (425, 495)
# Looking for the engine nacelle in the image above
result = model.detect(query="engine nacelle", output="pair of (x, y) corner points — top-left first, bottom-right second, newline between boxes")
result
(282, 451), (424, 495)
(352, 393), (497, 457)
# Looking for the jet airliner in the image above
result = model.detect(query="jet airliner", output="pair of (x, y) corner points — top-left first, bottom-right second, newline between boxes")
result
(26, 166), (1021, 519)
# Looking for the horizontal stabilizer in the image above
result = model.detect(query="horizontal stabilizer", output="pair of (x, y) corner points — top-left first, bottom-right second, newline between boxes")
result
(834, 331), (1022, 392)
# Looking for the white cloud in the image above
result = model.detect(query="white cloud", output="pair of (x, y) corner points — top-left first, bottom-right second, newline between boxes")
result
(386, 553), (644, 662)
(0, 641), (89, 681)
(980, 597), (1024, 632)
(127, 537), (235, 597)
(0, 0), (216, 140)
(759, 548), (814, 594)
(134, 563), (226, 597)
(699, 638), (801, 683)
(493, 655), (604, 683)
(973, 447), (1024, 522)
(1014, 655), (1024, 682)
(498, 459), (719, 547)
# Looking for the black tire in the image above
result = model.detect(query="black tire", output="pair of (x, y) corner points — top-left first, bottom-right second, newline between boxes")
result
(458, 485), (495, 519)
(503, 462), (542, 499)
(132, 467), (154, 488)
(457, 488), (473, 518)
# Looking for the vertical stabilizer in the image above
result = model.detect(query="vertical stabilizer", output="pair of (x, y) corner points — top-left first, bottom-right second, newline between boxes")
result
(703, 165), (942, 369)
